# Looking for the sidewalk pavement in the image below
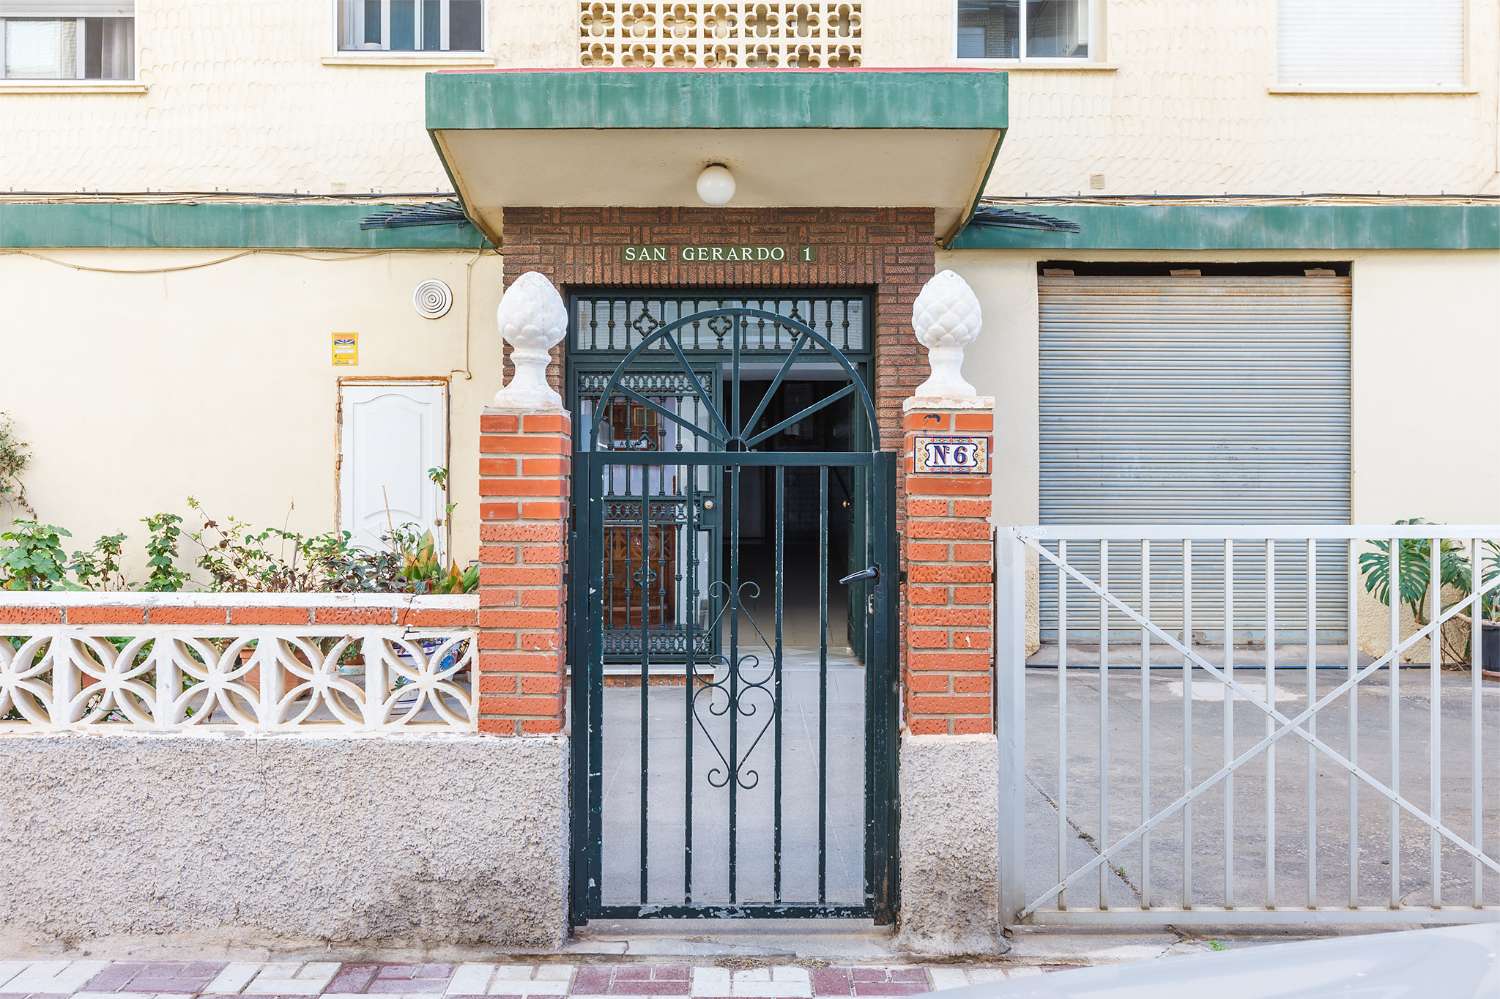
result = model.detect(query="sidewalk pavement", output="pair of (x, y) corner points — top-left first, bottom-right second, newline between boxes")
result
(0, 961), (1055, 999)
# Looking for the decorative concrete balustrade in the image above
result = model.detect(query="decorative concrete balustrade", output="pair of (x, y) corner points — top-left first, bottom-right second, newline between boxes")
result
(0, 593), (478, 734)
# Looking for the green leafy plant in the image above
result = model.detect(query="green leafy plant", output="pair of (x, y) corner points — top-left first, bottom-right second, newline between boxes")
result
(142, 513), (189, 592)
(1359, 519), (1500, 666)
(186, 498), (412, 593)
(69, 532), (127, 591)
(0, 412), (34, 519)
(390, 526), (478, 595)
(0, 521), (73, 591)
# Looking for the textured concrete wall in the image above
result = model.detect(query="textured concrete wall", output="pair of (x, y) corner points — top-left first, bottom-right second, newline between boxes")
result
(0, 1), (1494, 194)
(897, 734), (1002, 957)
(0, 733), (568, 953)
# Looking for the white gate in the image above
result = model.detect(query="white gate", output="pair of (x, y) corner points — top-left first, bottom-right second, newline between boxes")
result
(996, 525), (1500, 926)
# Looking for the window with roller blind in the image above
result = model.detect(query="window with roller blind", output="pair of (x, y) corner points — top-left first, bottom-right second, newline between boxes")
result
(337, 0), (483, 53)
(0, 1), (134, 80)
(1276, 0), (1466, 89)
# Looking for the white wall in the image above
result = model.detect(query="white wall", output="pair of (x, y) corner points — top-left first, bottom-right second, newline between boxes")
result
(1, 247), (504, 579)
(0, 0), (1495, 195)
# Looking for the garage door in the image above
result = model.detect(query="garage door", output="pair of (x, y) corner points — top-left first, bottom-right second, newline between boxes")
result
(1038, 270), (1352, 644)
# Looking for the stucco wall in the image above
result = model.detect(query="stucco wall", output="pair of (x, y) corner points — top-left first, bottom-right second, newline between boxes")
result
(897, 733), (1002, 956)
(944, 246), (1500, 656)
(0, 732), (569, 953)
(0, 1), (1495, 195)
(1, 247), (503, 579)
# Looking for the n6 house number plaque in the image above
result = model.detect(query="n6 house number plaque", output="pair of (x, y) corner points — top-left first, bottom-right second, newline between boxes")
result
(913, 434), (988, 474)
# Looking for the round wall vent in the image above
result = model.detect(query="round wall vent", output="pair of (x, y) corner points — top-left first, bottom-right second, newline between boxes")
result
(412, 279), (454, 320)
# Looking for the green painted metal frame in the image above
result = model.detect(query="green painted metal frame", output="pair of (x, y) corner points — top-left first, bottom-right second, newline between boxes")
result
(0, 202), (489, 249)
(567, 306), (899, 923)
(948, 202), (1500, 250)
(426, 69), (1008, 131)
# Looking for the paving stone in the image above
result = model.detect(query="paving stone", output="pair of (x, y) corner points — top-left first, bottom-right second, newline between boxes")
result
(0, 965), (29, 991)
(243, 963), (340, 996)
(7, 964), (112, 995)
(571, 969), (612, 995)
(206, 965), (263, 995)
(80, 965), (146, 992)
(327, 967), (382, 995)
(808, 970), (851, 997)
(445, 966), (494, 996)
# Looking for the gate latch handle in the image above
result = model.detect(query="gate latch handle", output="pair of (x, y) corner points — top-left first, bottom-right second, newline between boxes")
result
(838, 565), (880, 586)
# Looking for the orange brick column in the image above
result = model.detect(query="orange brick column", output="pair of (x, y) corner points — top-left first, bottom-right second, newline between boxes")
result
(902, 404), (995, 736)
(477, 408), (571, 736)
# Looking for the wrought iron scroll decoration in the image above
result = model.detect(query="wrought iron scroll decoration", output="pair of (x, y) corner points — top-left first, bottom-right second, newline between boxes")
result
(587, 308), (881, 453)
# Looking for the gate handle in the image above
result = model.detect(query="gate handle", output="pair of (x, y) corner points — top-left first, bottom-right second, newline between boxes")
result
(838, 565), (880, 585)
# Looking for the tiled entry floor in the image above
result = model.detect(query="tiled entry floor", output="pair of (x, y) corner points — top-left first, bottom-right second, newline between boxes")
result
(0, 961), (1050, 999)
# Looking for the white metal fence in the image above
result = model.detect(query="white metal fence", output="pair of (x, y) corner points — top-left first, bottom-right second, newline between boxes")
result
(997, 525), (1500, 926)
(0, 594), (477, 734)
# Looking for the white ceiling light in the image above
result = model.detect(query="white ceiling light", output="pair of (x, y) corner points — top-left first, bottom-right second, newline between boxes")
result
(695, 163), (736, 206)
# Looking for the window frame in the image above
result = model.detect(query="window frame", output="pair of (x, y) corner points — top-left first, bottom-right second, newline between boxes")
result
(334, 0), (485, 56)
(952, 0), (1105, 67)
(1269, 0), (1473, 95)
(0, 9), (138, 85)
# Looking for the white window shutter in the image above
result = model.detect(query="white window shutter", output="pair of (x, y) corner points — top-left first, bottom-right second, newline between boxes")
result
(1277, 0), (1464, 88)
(0, 2), (133, 14)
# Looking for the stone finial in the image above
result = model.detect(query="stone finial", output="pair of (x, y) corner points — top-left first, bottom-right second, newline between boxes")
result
(911, 269), (983, 400)
(494, 271), (567, 411)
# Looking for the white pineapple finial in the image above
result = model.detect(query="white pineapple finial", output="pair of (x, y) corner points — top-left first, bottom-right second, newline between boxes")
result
(493, 271), (567, 411)
(911, 269), (983, 399)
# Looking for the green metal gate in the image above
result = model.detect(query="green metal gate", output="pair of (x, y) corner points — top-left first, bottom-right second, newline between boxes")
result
(567, 301), (899, 922)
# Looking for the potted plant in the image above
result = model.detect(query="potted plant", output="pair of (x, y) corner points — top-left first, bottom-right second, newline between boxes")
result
(1359, 524), (1500, 676)
(1480, 541), (1500, 679)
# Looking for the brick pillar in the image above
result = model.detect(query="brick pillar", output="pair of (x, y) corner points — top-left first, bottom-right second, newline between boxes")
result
(477, 408), (571, 736)
(902, 403), (996, 736)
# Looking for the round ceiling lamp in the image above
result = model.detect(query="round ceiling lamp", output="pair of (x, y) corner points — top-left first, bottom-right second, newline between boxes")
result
(695, 163), (736, 207)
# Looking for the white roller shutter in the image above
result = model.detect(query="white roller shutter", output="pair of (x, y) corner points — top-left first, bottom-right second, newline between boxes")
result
(1038, 272), (1352, 644)
(1277, 0), (1464, 89)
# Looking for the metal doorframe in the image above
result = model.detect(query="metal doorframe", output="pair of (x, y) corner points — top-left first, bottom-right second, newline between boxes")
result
(570, 449), (899, 922)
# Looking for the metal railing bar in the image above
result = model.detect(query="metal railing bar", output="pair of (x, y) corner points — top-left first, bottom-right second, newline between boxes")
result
(1141, 539), (1152, 909)
(1182, 539), (1194, 909)
(1010, 525), (1500, 542)
(1265, 539), (1278, 908)
(1430, 538), (1442, 907)
(1307, 539), (1317, 906)
(1099, 541), (1110, 909)
(1058, 539), (1069, 910)
(1347, 540), (1359, 908)
(1223, 539), (1235, 908)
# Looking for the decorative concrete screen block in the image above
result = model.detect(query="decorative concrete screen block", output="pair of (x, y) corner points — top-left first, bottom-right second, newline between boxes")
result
(495, 271), (568, 411)
(912, 269), (983, 400)
(0, 733), (568, 950)
(0, 594), (478, 733)
(579, 2), (862, 68)
(478, 410), (572, 735)
(903, 406), (995, 735)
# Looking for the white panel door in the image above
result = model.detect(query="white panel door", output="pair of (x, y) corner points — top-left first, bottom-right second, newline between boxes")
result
(339, 382), (447, 555)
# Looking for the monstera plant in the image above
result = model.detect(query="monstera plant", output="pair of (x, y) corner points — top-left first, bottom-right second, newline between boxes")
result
(1358, 519), (1500, 669)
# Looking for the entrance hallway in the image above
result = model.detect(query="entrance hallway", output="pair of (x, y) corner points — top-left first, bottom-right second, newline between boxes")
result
(599, 644), (867, 910)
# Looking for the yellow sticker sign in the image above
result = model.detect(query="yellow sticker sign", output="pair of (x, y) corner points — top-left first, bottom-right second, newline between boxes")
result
(331, 332), (359, 366)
